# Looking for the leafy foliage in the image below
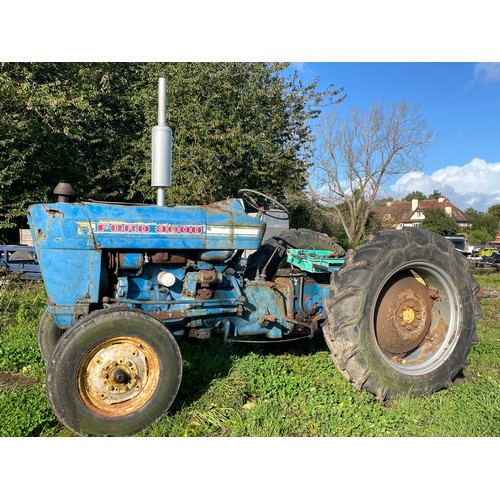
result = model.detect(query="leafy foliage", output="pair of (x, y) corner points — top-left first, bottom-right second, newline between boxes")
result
(421, 207), (460, 235)
(403, 189), (442, 201)
(0, 274), (498, 437)
(487, 203), (500, 221)
(467, 228), (495, 245)
(465, 207), (499, 243)
(0, 62), (344, 242)
(0, 273), (46, 378)
(0, 384), (56, 437)
(403, 190), (427, 201)
(286, 193), (339, 234)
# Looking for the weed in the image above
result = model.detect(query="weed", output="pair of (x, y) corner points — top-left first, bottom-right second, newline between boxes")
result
(0, 274), (498, 437)
(0, 384), (56, 436)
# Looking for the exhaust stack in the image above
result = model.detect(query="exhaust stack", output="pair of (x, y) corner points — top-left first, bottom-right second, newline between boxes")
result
(151, 77), (172, 206)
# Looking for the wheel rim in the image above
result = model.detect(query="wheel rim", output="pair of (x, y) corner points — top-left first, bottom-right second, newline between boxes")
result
(373, 262), (461, 375)
(77, 336), (160, 418)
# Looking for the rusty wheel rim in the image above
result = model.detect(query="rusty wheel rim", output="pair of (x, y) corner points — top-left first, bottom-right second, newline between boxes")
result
(373, 262), (461, 375)
(77, 336), (160, 418)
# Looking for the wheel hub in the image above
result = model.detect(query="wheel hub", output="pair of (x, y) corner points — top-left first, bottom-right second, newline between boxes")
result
(111, 367), (131, 385)
(77, 336), (160, 417)
(376, 276), (434, 354)
(103, 361), (137, 393)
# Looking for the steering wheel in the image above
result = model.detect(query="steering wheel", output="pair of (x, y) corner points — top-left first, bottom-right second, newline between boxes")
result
(238, 189), (290, 220)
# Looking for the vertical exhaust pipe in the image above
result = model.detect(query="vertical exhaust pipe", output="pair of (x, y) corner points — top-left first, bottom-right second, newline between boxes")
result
(151, 77), (172, 206)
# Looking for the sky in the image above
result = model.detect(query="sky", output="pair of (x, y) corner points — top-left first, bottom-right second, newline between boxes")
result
(3, 4), (499, 214)
(288, 62), (500, 212)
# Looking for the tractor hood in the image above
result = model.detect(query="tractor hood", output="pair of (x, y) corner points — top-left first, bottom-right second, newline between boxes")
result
(27, 198), (266, 252)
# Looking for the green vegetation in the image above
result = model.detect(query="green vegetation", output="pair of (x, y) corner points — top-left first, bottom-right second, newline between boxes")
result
(2, 62), (496, 248)
(404, 189), (442, 201)
(0, 275), (55, 436)
(488, 203), (500, 221)
(465, 207), (499, 244)
(0, 271), (499, 437)
(0, 62), (345, 242)
(421, 207), (460, 235)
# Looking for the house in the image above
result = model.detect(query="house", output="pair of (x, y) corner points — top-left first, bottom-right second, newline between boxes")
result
(378, 197), (472, 230)
(490, 230), (500, 249)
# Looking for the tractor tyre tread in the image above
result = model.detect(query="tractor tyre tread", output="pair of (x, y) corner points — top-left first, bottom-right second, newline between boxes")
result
(323, 227), (481, 400)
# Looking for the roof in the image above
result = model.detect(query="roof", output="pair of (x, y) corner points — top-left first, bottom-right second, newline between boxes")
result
(378, 197), (471, 228)
(490, 230), (500, 245)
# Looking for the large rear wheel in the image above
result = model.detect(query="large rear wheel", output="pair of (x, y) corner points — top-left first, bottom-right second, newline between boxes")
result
(323, 228), (481, 399)
(46, 308), (182, 436)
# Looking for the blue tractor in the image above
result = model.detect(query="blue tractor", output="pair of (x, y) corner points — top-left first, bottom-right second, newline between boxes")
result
(27, 80), (482, 436)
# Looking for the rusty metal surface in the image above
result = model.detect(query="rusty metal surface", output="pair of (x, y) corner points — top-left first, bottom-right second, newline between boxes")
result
(199, 269), (220, 286)
(152, 305), (242, 321)
(414, 308), (449, 361)
(376, 276), (434, 354)
(77, 336), (160, 418)
(196, 288), (214, 300)
(150, 252), (187, 265)
(269, 278), (319, 337)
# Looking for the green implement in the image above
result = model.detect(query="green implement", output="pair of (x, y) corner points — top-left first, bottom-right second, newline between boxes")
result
(286, 248), (345, 273)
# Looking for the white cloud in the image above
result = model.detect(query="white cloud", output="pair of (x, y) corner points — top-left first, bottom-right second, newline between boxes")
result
(290, 62), (306, 72)
(390, 158), (500, 212)
(473, 63), (500, 84)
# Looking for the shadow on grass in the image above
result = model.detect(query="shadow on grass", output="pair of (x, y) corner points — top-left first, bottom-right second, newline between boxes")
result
(170, 332), (329, 411)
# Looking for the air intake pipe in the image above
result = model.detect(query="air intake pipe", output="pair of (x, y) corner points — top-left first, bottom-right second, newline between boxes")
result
(151, 77), (172, 206)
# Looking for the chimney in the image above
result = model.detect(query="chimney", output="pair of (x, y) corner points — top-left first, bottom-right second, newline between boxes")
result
(411, 199), (418, 211)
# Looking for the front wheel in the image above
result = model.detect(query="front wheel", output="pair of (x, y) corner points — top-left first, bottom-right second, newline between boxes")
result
(46, 308), (182, 436)
(323, 228), (482, 399)
(38, 307), (63, 363)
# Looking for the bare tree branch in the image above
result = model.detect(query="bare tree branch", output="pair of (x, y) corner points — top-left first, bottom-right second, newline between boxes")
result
(306, 100), (435, 244)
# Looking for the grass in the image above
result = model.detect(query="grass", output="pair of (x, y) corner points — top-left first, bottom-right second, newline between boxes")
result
(0, 269), (499, 437)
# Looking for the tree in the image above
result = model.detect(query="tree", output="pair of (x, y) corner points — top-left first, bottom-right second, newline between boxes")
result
(403, 190), (443, 202)
(487, 203), (500, 222)
(0, 62), (346, 243)
(465, 207), (498, 242)
(131, 63), (346, 206)
(428, 190), (442, 199)
(403, 191), (427, 201)
(0, 62), (148, 240)
(285, 192), (339, 235)
(467, 228), (493, 245)
(421, 208), (459, 235)
(305, 100), (435, 245)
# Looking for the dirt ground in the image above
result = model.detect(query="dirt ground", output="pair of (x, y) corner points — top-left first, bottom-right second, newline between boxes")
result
(0, 372), (38, 389)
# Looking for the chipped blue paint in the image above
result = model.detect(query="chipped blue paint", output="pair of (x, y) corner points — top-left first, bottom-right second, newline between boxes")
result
(28, 197), (336, 339)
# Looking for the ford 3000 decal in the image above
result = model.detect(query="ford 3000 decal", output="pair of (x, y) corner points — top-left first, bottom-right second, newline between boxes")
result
(90, 222), (206, 234)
